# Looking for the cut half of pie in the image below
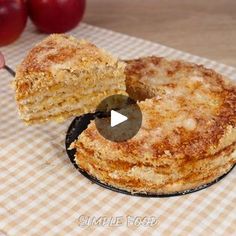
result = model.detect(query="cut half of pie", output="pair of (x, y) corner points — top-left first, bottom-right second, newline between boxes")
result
(14, 34), (126, 124)
(72, 57), (236, 195)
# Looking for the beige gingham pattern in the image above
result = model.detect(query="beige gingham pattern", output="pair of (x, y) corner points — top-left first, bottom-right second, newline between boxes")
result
(0, 22), (235, 236)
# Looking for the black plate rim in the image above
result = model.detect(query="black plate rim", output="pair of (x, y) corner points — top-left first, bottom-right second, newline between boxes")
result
(65, 115), (235, 198)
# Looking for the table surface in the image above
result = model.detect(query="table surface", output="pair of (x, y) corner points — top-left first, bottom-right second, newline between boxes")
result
(84, 0), (236, 68)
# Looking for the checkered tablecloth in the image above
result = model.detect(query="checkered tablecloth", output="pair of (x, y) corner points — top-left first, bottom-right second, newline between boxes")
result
(0, 22), (235, 236)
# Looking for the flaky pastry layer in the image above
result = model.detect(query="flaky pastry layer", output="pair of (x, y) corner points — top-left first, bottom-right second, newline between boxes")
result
(73, 56), (236, 194)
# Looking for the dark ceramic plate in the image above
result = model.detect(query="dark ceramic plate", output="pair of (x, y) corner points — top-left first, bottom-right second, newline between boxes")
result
(65, 114), (235, 198)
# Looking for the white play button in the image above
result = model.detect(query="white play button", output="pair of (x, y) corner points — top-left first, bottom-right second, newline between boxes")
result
(110, 110), (128, 127)
(95, 94), (142, 142)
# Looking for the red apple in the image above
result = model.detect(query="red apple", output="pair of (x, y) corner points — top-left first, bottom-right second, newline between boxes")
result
(0, 0), (28, 46)
(27, 0), (86, 33)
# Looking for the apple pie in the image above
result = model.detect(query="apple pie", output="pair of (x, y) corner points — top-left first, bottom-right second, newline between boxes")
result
(72, 57), (236, 194)
(14, 34), (126, 124)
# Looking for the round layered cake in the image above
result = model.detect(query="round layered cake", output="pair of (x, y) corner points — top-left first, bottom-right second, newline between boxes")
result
(72, 57), (236, 194)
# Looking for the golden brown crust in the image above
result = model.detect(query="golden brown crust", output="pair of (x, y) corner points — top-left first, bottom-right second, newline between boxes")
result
(124, 57), (236, 159)
(14, 34), (124, 100)
(74, 56), (236, 194)
(125, 56), (236, 101)
(14, 34), (127, 124)
(75, 143), (235, 194)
